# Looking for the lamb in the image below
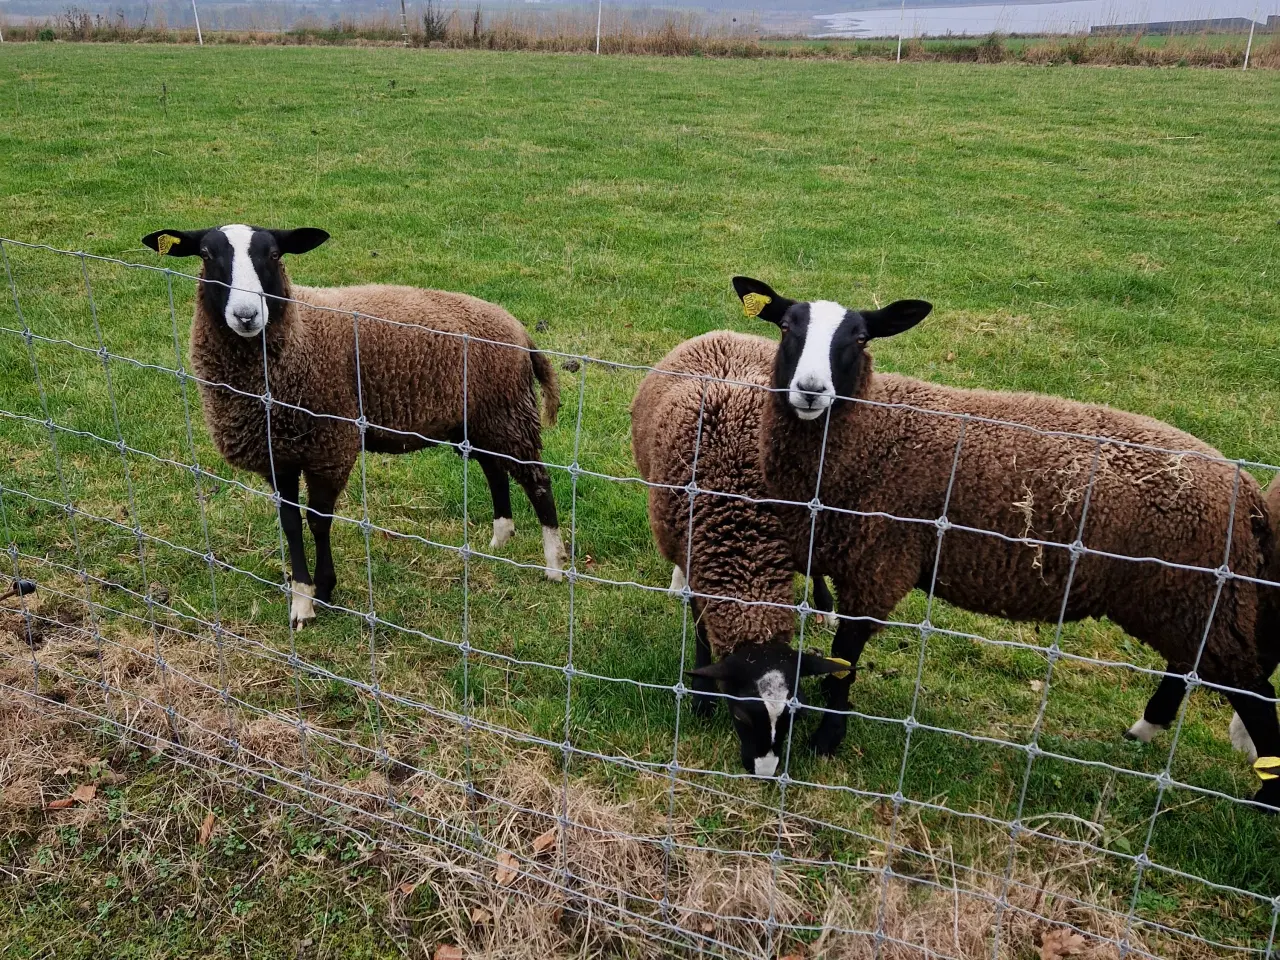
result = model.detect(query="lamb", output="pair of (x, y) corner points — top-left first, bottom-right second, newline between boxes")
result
(142, 224), (569, 629)
(733, 276), (1280, 808)
(631, 331), (846, 776)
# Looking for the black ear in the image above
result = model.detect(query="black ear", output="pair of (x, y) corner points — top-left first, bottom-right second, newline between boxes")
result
(732, 276), (795, 327)
(862, 299), (932, 340)
(799, 653), (851, 677)
(270, 228), (330, 256)
(141, 229), (208, 257)
(687, 661), (736, 682)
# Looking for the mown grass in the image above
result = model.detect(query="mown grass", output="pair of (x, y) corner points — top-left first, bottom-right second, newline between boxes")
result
(1, 45), (1280, 957)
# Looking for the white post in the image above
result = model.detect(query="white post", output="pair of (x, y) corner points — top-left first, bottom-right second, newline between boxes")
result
(191, 0), (203, 44)
(400, 0), (410, 46)
(595, 0), (602, 54)
(1243, 5), (1257, 70)
(896, 0), (905, 61)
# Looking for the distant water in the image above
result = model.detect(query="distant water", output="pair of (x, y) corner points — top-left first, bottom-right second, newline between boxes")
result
(814, 0), (1271, 37)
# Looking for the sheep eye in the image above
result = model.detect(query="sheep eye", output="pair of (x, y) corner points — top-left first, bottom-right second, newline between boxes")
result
(270, 250), (281, 262)
(856, 335), (868, 346)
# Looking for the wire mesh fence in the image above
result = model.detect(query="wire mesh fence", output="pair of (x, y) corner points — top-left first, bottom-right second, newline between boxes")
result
(2, 236), (1279, 959)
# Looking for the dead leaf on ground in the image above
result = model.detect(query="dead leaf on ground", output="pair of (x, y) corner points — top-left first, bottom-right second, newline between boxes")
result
(469, 907), (492, 925)
(46, 798), (74, 810)
(71, 783), (96, 804)
(398, 881), (417, 896)
(434, 946), (464, 960)
(531, 826), (558, 855)
(53, 766), (78, 776)
(197, 812), (216, 846)
(494, 852), (519, 886)
(1030, 679), (1045, 693)
(1039, 927), (1087, 960)
(549, 906), (564, 924)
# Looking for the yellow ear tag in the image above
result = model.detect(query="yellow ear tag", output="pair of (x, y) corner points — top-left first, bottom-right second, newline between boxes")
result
(1254, 757), (1280, 781)
(156, 234), (181, 256)
(742, 292), (772, 318)
(829, 656), (852, 680)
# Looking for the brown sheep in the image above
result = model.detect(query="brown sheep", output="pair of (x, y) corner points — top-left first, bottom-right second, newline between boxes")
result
(733, 276), (1280, 809)
(631, 331), (844, 777)
(142, 225), (568, 628)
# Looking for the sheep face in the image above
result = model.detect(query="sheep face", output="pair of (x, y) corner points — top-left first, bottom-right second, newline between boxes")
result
(689, 643), (849, 776)
(142, 225), (329, 338)
(731, 277), (932, 421)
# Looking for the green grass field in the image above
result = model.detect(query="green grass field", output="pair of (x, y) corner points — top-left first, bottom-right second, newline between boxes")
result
(2, 45), (1280, 959)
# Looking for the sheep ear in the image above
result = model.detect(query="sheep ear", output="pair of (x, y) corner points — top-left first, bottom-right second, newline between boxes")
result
(271, 228), (330, 256)
(141, 229), (207, 257)
(687, 661), (736, 682)
(863, 300), (932, 340)
(732, 276), (794, 326)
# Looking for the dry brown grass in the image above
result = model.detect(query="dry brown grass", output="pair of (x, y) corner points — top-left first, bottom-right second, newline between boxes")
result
(2, 10), (1277, 68)
(0, 582), (1229, 959)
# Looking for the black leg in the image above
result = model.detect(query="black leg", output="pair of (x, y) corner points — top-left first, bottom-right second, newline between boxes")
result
(509, 461), (559, 530)
(304, 472), (341, 605)
(509, 461), (565, 579)
(1124, 671), (1187, 742)
(475, 452), (514, 548)
(810, 618), (873, 757)
(811, 575), (834, 615)
(690, 599), (715, 719)
(275, 467), (309, 587)
(1226, 678), (1280, 812)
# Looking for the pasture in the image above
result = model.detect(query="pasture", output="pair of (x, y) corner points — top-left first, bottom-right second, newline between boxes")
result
(2, 45), (1280, 958)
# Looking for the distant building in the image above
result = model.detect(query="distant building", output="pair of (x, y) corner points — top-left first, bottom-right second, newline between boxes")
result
(1091, 17), (1263, 35)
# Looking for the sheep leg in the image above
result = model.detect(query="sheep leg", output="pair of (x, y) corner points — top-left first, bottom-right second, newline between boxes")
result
(275, 468), (316, 630)
(1124, 672), (1187, 743)
(475, 453), (515, 550)
(810, 575), (835, 626)
(811, 618), (872, 757)
(689, 601), (716, 719)
(509, 461), (567, 582)
(304, 472), (341, 605)
(1225, 679), (1280, 812)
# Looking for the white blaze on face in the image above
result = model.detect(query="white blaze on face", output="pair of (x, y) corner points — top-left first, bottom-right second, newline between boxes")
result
(221, 224), (268, 338)
(788, 300), (846, 420)
(752, 668), (790, 776)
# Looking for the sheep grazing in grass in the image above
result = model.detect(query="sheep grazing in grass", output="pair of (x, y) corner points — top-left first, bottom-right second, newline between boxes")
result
(631, 331), (846, 776)
(142, 225), (568, 628)
(733, 276), (1280, 809)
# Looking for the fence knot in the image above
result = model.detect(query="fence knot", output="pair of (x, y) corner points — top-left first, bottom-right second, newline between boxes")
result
(935, 515), (951, 533)
(458, 439), (471, 457)
(807, 497), (823, 514)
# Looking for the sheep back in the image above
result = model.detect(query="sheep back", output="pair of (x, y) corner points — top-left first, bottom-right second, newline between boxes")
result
(632, 332), (797, 656)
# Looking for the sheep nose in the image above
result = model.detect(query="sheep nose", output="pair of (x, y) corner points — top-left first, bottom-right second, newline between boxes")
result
(794, 379), (825, 403)
(233, 306), (258, 320)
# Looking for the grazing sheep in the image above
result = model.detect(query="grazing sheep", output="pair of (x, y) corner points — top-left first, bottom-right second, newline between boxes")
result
(733, 276), (1280, 808)
(631, 331), (846, 776)
(142, 225), (568, 628)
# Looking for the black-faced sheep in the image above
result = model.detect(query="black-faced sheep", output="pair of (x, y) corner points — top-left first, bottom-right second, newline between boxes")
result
(142, 225), (568, 628)
(733, 276), (1280, 808)
(631, 331), (846, 776)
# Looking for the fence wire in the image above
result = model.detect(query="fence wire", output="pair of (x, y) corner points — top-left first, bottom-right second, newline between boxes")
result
(2, 237), (1279, 959)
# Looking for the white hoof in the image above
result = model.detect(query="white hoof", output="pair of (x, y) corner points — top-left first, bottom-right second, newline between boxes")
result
(1230, 712), (1258, 763)
(542, 526), (568, 582)
(1125, 717), (1164, 743)
(290, 581), (316, 630)
(490, 517), (516, 550)
(669, 566), (687, 594)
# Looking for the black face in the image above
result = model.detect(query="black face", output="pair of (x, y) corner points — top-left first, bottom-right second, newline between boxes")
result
(142, 225), (329, 338)
(689, 642), (849, 776)
(731, 276), (933, 421)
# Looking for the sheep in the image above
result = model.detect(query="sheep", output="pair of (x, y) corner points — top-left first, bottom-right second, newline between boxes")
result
(142, 224), (569, 629)
(733, 276), (1280, 808)
(631, 330), (846, 776)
